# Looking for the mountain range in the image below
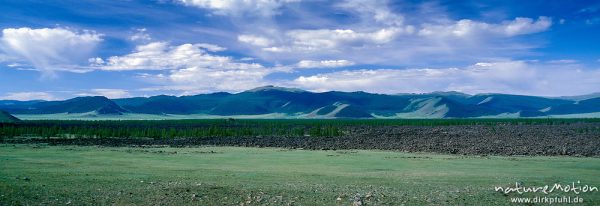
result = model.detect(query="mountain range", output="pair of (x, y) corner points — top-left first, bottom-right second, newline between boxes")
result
(1, 86), (599, 119)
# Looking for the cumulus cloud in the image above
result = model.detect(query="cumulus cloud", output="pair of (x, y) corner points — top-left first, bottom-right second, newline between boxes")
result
(94, 41), (279, 92)
(229, 1), (406, 60)
(0, 27), (103, 74)
(171, 0), (554, 66)
(96, 42), (236, 71)
(233, 12), (551, 65)
(296, 60), (355, 68)
(419, 17), (552, 38)
(290, 61), (600, 96)
(1, 92), (56, 101)
(177, 0), (299, 16)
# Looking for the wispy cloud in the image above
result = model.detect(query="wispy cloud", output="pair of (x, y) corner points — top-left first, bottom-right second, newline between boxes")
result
(0, 27), (103, 76)
(77, 89), (131, 99)
(419, 17), (552, 38)
(238, 34), (274, 47)
(337, 0), (404, 26)
(1, 92), (57, 101)
(290, 61), (600, 96)
(129, 28), (152, 42)
(296, 60), (355, 68)
(176, 0), (300, 16)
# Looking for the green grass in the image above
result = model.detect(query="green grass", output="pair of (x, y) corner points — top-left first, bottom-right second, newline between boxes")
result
(1, 145), (599, 205)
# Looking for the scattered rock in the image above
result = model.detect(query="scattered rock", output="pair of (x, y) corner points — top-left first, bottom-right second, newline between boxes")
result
(11, 123), (600, 156)
(353, 194), (363, 206)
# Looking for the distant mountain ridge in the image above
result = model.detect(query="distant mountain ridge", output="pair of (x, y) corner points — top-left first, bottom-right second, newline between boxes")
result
(1, 86), (600, 119)
(1, 96), (126, 115)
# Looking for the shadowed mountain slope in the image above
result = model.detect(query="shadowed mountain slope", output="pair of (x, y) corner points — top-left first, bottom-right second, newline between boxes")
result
(1, 86), (599, 118)
(0, 110), (20, 123)
(1, 96), (126, 115)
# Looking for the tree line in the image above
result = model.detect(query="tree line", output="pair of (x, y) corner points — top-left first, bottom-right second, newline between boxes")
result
(1, 118), (596, 139)
(0, 120), (342, 139)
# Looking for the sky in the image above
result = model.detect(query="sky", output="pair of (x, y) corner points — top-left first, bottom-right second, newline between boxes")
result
(0, 0), (599, 100)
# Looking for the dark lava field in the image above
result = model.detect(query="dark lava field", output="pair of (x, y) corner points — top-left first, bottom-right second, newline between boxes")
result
(6, 123), (600, 156)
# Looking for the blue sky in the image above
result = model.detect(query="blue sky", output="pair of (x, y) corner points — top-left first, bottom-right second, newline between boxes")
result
(0, 0), (599, 100)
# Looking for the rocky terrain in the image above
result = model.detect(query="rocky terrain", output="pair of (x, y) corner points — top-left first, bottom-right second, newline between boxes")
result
(6, 123), (600, 156)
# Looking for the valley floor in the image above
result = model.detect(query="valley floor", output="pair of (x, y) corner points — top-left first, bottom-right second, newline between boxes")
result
(1, 145), (599, 205)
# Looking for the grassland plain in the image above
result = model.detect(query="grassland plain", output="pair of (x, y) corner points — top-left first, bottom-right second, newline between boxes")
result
(1, 145), (600, 205)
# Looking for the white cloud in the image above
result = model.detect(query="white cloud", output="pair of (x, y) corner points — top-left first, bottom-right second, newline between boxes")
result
(296, 60), (355, 68)
(197, 0), (553, 67)
(1, 92), (56, 101)
(240, 16), (551, 65)
(97, 41), (280, 92)
(262, 46), (290, 52)
(165, 66), (271, 92)
(0, 27), (103, 74)
(177, 0), (299, 16)
(419, 16), (552, 38)
(252, 25), (414, 54)
(338, 0), (404, 26)
(129, 28), (152, 41)
(268, 27), (413, 52)
(77, 89), (131, 99)
(291, 61), (600, 96)
(88, 57), (105, 65)
(97, 42), (234, 71)
(288, 27), (407, 48)
(238, 34), (273, 47)
(503, 17), (552, 36)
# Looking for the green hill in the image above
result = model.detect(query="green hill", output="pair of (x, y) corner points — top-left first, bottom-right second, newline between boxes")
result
(0, 110), (20, 123)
